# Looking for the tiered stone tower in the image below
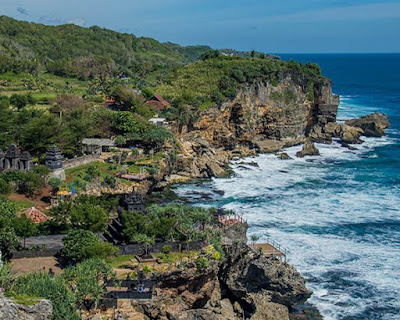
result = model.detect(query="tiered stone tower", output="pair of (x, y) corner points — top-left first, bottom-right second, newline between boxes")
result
(45, 144), (66, 181)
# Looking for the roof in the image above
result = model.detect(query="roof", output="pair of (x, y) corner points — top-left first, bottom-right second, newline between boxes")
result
(24, 207), (49, 224)
(144, 95), (171, 111)
(82, 138), (115, 147)
(149, 118), (166, 122)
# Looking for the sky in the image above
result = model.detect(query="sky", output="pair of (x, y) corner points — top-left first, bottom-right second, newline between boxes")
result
(1, 0), (399, 53)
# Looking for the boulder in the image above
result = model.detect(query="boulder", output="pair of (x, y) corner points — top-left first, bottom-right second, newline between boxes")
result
(277, 152), (292, 160)
(0, 290), (53, 320)
(296, 140), (320, 158)
(255, 139), (285, 153)
(220, 244), (311, 309)
(206, 162), (227, 178)
(345, 112), (390, 137)
(339, 124), (364, 144)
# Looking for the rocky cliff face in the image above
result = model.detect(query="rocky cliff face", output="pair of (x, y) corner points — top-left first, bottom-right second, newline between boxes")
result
(131, 244), (310, 320)
(0, 290), (53, 320)
(173, 78), (339, 179)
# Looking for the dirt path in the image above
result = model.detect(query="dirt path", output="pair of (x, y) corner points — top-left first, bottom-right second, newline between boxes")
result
(11, 256), (62, 274)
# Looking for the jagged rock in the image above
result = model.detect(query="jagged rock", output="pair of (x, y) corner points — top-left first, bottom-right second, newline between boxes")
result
(277, 152), (292, 160)
(0, 290), (53, 320)
(339, 124), (364, 144)
(324, 122), (342, 137)
(249, 294), (289, 320)
(255, 139), (285, 153)
(345, 112), (390, 137)
(220, 244), (311, 308)
(296, 140), (320, 158)
(206, 162), (227, 178)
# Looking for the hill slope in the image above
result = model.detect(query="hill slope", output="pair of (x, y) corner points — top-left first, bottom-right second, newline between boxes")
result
(0, 16), (211, 78)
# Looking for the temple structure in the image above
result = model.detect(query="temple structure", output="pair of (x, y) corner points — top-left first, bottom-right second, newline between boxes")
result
(119, 189), (146, 213)
(45, 144), (66, 180)
(0, 144), (33, 172)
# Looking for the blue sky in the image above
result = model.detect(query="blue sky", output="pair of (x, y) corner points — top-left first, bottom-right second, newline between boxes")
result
(1, 0), (400, 53)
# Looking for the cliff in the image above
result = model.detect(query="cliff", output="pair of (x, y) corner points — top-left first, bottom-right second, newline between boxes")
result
(171, 77), (339, 180)
(131, 244), (310, 320)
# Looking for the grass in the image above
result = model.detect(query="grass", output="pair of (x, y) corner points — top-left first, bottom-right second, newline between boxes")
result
(154, 250), (199, 264)
(7, 293), (44, 306)
(107, 255), (134, 268)
(12, 199), (34, 211)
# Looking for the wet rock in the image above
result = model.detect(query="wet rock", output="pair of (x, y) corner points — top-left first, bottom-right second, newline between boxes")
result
(213, 190), (225, 196)
(296, 140), (320, 158)
(339, 124), (364, 144)
(277, 152), (292, 160)
(345, 112), (390, 137)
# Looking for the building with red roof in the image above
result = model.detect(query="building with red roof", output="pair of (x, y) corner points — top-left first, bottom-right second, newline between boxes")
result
(24, 207), (49, 224)
(144, 95), (171, 111)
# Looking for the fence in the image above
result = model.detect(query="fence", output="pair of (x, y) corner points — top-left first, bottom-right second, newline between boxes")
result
(117, 240), (203, 255)
(63, 154), (101, 169)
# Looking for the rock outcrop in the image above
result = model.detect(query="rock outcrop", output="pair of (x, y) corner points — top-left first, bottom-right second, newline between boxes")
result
(220, 244), (311, 309)
(129, 243), (309, 320)
(172, 78), (339, 178)
(0, 290), (53, 320)
(296, 140), (320, 158)
(345, 112), (390, 137)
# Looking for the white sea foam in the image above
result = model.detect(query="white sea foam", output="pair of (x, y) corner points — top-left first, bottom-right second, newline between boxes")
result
(175, 131), (400, 319)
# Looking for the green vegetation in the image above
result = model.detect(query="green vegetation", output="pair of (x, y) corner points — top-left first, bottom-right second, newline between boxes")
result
(61, 229), (118, 263)
(157, 56), (323, 108)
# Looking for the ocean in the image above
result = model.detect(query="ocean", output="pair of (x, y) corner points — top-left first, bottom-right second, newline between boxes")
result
(174, 54), (400, 320)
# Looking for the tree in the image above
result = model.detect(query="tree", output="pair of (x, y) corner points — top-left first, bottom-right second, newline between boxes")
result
(250, 235), (260, 250)
(61, 229), (99, 263)
(70, 202), (108, 232)
(0, 196), (17, 225)
(0, 227), (19, 258)
(10, 94), (29, 110)
(13, 215), (38, 248)
(20, 113), (60, 157)
(48, 177), (62, 195)
(61, 229), (117, 263)
(114, 135), (126, 147)
(63, 259), (113, 311)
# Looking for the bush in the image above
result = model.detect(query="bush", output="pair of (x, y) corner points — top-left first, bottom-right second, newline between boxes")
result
(162, 245), (172, 254)
(195, 257), (209, 273)
(14, 272), (79, 320)
(0, 178), (12, 195)
(62, 229), (118, 263)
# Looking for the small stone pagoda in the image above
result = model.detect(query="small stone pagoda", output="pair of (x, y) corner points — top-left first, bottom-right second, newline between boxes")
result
(0, 144), (33, 172)
(45, 144), (65, 180)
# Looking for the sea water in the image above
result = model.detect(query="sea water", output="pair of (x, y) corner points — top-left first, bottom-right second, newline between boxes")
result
(174, 54), (400, 320)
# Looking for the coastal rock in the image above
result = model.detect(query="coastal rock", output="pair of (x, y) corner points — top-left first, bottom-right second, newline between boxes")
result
(0, 290), (53, 320)
(345, 112), (390, 137)
(277, 152), (292, 160)
(339, 124), (364, 144)
(296, 140), (320, 158)
(220, 244), (311, 309)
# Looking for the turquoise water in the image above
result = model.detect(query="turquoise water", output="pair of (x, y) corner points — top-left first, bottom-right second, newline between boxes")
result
(175, 55), (400, 320)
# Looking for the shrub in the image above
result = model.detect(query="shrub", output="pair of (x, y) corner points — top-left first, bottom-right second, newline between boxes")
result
(14, 272), (79, 320)
(162, 245), (172, 254)
(195, 257), (209, 273)
(0, 178), (12, 195)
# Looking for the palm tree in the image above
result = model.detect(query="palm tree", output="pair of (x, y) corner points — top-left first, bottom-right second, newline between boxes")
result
(250, 235), (260, 250)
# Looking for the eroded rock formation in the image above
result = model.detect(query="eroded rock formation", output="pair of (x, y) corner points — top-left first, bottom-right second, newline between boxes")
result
(0, 290), (53, 320)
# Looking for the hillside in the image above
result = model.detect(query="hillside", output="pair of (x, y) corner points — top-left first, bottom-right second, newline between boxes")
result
(0, 16), (211, 79)
(156, 55), (323, 109)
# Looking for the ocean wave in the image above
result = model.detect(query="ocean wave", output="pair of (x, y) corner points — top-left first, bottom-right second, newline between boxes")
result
(174, 130), (400, 320)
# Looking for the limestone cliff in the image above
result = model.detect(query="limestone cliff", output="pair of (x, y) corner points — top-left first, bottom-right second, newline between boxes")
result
(172, 77), (339, 179)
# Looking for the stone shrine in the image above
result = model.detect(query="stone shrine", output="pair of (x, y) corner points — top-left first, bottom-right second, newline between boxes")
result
(45, 144), (66, 180)
(0, 144), (33, 172)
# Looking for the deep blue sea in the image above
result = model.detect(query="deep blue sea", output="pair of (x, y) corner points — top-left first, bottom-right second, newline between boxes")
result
(175, 54), (400, 320)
